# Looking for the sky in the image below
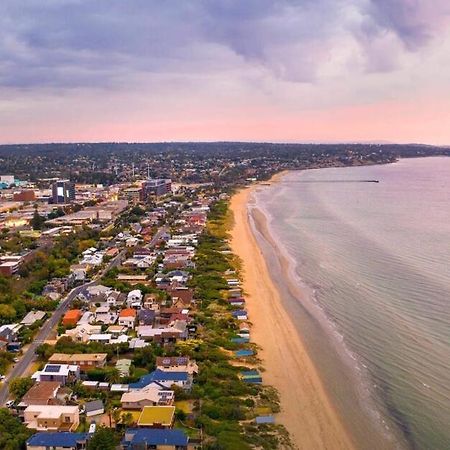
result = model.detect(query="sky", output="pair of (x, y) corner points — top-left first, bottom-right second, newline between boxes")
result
(1, 0), (450, 145)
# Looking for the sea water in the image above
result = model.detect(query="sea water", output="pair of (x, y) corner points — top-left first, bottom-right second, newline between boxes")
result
(252, 157), (450, 450)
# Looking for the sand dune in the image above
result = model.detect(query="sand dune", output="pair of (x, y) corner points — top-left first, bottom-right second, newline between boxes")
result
(230, 185), (355, 450)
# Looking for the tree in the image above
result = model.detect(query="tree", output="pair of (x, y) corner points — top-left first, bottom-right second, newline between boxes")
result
(121, 411), (134, 428)
(0, 304), (16, 325)
(87, 426), (117, 450)
(112, 407), (121, 426)
(0, 408), (32, 450)
(30, 210), (45, 230)
(9, 377), (33, 401)
(105, 368), (120, 384)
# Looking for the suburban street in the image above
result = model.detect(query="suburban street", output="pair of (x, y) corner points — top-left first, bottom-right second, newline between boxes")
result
(0, 249), (126, 405)
(0, 227), (165, 405)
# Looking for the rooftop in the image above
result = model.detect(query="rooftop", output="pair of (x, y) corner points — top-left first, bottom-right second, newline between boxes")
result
(137, 406), (175, 426)
(122, 428), (188, 447)
(27, 432), (88, 448)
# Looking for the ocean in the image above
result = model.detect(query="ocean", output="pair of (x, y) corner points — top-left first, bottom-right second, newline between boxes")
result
(251, 157), (450, 450)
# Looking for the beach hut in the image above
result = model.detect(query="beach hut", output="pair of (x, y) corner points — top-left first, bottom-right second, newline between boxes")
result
(231, 337), (250, 344)
(240, 370), (262, 383)
(234, 349), (254, 358)
(255, 415), (275, 424)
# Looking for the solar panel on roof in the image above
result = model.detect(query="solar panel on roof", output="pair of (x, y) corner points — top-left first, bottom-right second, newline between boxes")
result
(45, 365), (62, 373)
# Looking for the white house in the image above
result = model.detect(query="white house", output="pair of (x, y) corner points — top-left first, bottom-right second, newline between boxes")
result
(127, 289), (143, 308)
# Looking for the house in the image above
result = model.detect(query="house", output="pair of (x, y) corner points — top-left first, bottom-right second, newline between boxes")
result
(116, 359), (132, 377)
(18, 381), (66, 414)
(32, 364), (80, 385)
(143, 294), (159, 309)
(48, 353), (107, 371)
(84, 399), (104, 417)
(129, 370), (191, 391)
(121, 429), (188, 450)
(168, 287), (194, 307)
(121, 387), (174, 409)
(106, 291), (125, 307)
(129, 337), (149, 349)
(0, 323), (21, 345)
(20, 311), (46, 326)
(127, 289), (143, 308)
(93, 306), (118, 325)
(62, 324), (101, 343)
(24, 405), (80, 431)
(156, 356), (198, 375)
(62, 310), (82, 326)
(119, 308), (137, 329)
(137, 406), (175, 428)
(107, 325), (127, 337)
(138, 309), (155, 326)
(27, 432), (89, 450)
(88, 333), (112, 344)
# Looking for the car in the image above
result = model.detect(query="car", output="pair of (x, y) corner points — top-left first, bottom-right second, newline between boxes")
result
(13, 357), (19, 363)
(0, 375), (6, 381)
(6, 400), (15, 408)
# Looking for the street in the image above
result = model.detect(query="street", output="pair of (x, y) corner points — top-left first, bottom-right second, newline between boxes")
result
(0, 249), (126, 406)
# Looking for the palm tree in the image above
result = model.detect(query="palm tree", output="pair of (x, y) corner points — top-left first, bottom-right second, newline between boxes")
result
(112, 407), (121, 427)
(105, 368), (120, 384)
(121, 412), (134, 428)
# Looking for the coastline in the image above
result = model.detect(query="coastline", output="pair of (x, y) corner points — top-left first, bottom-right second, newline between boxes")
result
(230, 175), (355, 450)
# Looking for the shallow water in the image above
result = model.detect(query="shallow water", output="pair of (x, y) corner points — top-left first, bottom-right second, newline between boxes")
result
(253, 157), (450, 450)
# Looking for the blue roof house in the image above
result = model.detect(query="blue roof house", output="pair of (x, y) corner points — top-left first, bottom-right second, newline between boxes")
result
(122, 428), (188, 449)
(129, 369), (191, 390)
(27, 432), (88, 450)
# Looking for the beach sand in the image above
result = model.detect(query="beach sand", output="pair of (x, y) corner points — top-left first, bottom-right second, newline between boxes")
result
(230, 183), (355, 450)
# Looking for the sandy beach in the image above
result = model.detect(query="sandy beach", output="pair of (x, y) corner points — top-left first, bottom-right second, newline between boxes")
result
(230, 181), (355, 450)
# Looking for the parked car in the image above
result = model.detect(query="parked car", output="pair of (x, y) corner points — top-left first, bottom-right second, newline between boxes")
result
(6, 400), (15, 408)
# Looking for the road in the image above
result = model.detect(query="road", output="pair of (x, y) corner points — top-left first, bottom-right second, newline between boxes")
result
(0, 249), (126, 405)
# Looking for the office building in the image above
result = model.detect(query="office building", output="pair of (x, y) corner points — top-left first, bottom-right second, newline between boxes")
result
(141, 179), (171, 200)
(52, 180), (75, 204)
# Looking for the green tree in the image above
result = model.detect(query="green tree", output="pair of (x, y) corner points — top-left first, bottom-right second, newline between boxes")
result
(0, 304), (16, 325)
(105, 367), (121, 384)
(121, 411), (134, 428)
(87, 426), (117, 450)
(30, 210), (45, 230)
(0, 408), (32, 450)
(9, 377), (33, 400)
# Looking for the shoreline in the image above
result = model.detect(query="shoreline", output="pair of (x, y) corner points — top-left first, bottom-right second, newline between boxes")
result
(230, 176), (356, 449)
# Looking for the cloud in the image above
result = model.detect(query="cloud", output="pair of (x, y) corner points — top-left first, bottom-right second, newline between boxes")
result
(2, 0), (449, 91)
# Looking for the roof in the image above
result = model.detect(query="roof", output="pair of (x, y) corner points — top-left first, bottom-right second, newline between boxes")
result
(156, 356), (189, 367)
(122, 429), (188, 447)
(84, 399), (104, 413)
(256, 415), (275, 424)
(137, 406), (175, 426)
(130, 369), (188, 390)
(49, 353), (107, 363)
(120, 308), (137, 317)
(21, 381), (61, 405)
(64, 309), (81, 318)
(27, 432), (88, 447)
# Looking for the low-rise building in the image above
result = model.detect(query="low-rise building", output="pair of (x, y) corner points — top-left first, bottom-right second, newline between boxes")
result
(48, 353), (107, 372)
(24, 405), (80, 431)
(27, 432), (89, 450)
(118, 308), (137, 329)
(121, 428), (188, 450)
(121, 387), (174, 409)
(32, 364), (80, 385)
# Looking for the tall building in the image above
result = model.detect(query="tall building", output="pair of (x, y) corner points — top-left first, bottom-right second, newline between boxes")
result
(51, 180), (75, 204)
(141, 179), (171, 200)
